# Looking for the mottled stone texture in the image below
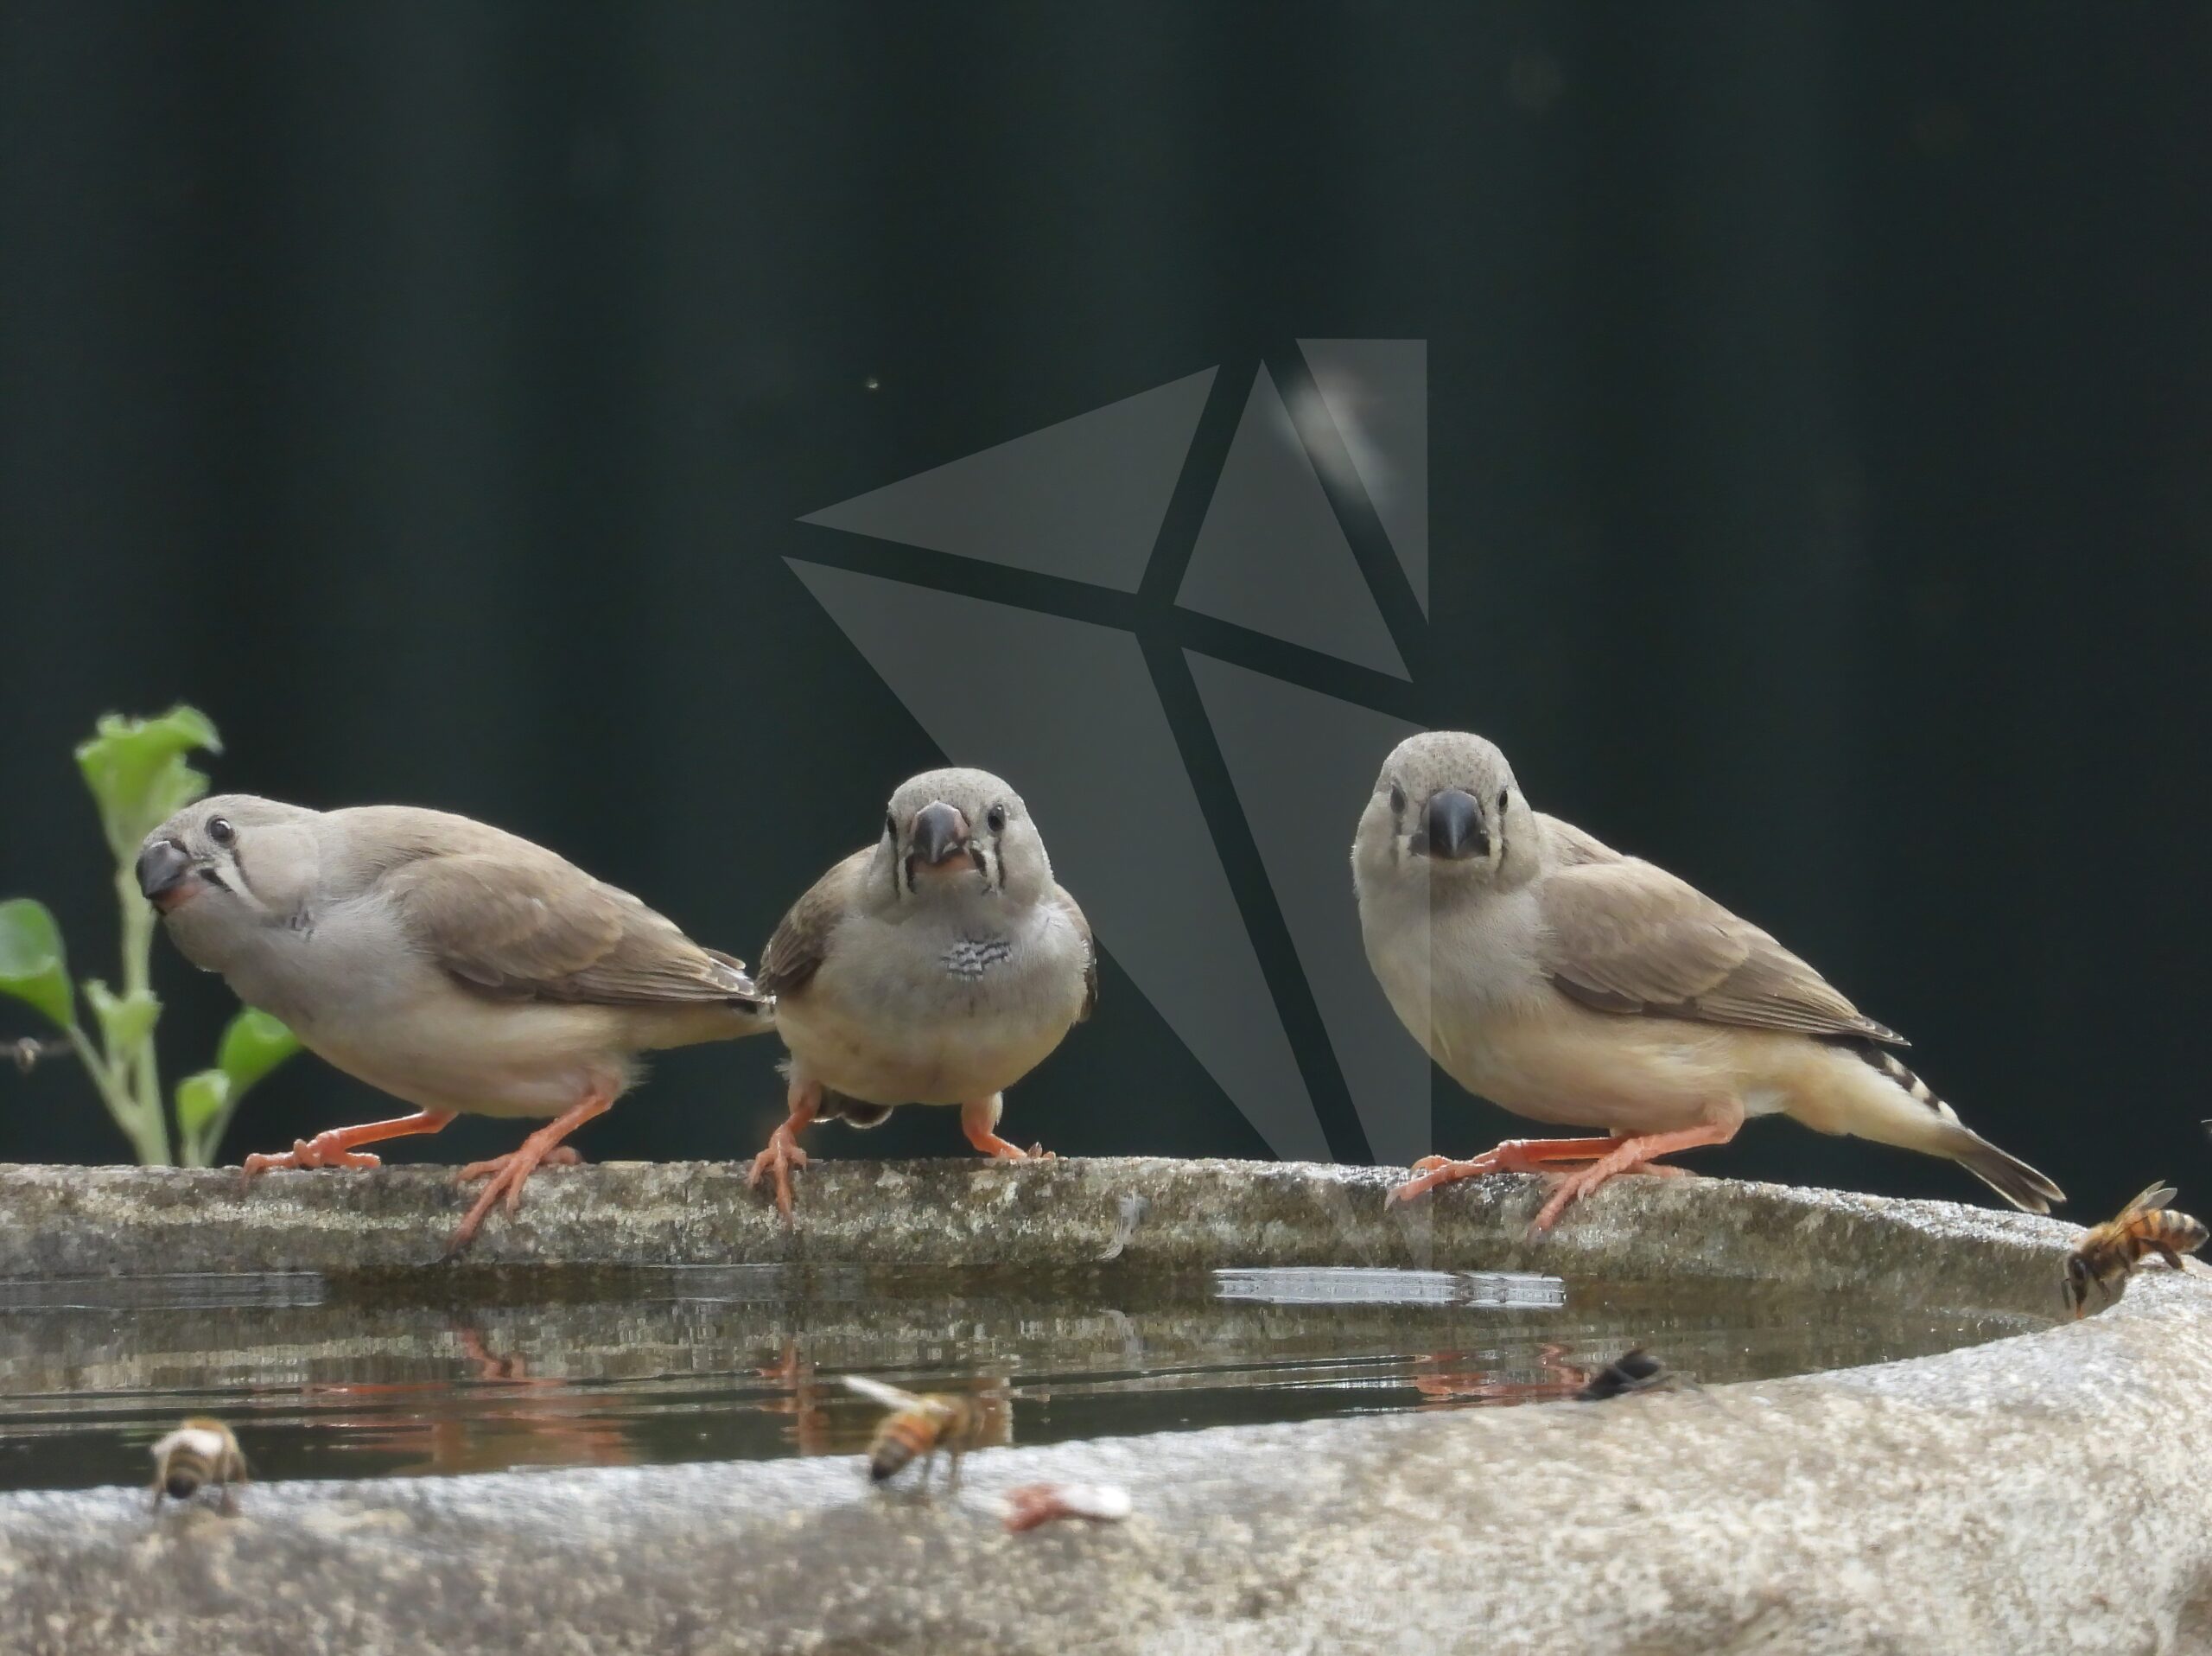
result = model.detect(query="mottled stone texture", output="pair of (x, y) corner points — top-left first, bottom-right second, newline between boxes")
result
(3, 1159), (2206, 1655)
(0, 1156), (2070, 1305)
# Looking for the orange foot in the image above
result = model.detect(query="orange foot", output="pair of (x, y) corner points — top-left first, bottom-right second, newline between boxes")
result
(448, 1092), (611, 1255)
(748, 1082), (820, 1224)
(961, 1095), (1052, 1162)
(1390, 1124), (1737, 1233)
(1388, 1137), (1626, 1205)
(243, 1109), (457, 1179)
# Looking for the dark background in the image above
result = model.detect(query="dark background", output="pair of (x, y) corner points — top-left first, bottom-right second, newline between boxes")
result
(2, 3), (2205, 1223)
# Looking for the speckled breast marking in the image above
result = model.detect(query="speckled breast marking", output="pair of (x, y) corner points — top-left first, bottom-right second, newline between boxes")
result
(942, 935), (1014, 980)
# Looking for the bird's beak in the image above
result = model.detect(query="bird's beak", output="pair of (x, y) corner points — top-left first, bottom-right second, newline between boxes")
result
(136, 839), (198, 909)
(908, 801), (969, 869)
(1419, 790), (1487, 861)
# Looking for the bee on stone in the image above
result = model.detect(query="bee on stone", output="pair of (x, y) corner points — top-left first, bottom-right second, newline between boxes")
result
(841, 1375), (986, 1491)
(2063, 1182), (2209, 1319)
(149, 1417), (248, 1513)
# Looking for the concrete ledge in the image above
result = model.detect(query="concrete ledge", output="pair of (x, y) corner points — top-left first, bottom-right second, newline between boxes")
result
(4, 1160), (2205, 1654)
(0, 1158), (2072, 1309)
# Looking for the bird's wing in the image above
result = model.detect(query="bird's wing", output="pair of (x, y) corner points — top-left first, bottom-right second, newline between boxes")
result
(841, 1373), (925, 1411)
(378, 834), (760, 1008)
(756, 849), (869, 999)
(1056, 883), (1099, 1023)
(1536, 856), (1904, 1043)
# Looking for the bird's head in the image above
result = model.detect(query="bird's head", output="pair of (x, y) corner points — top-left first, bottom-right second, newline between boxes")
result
(1355, 730), (1538, 892)
(137, 794), (321, 969)
(875, 767), (1052, 907)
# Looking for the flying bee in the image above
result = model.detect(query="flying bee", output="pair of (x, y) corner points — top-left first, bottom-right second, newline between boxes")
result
(2063, 1181), (2209, 1319)
(149, 1417), (248, 1513)
(841, 1374), (987, 1491)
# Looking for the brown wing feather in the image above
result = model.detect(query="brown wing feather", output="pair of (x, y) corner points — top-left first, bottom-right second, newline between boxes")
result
(1538, 857), (1904, 1044)
(1057, 883), (1098, 1022)
(756, 849), (870, 1000)
(379, 840), (759, 1008)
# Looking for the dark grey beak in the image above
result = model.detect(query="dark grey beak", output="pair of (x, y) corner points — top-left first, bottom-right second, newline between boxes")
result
(909, 801), (968, 866)
(1420, 789), (1487, 861)
(136, 839), (193, 900)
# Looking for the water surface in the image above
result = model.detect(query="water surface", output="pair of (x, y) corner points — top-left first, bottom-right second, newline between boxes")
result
(0, 1264), (2046, 1494)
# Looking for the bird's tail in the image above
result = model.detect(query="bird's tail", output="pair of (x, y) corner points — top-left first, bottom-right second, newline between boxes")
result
(1948, 1131), (2066, 1214)
(1849, 1044), (2065, 1214)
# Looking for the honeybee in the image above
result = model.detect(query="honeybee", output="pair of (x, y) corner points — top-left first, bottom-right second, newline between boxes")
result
(841, 1374), (985, 1490)
(1576, 1349), (1675, 1401)
(2063, 1182), (2209, 1319)
(149, 1417), (248, 1513)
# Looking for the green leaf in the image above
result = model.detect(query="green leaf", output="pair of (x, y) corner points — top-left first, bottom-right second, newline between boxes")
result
(175, 1069), (232, 1136)
(73, 706), (223, 859)
(216, 1008), (299, 1092)
(83, 979), (159, 1049)
(0, 899), (73, 1029)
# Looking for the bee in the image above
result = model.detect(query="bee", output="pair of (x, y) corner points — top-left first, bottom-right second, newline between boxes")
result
(2063, 1182), (2209, 1319)
(841, 1374), (985, 1491)
(149, 1417), (248, 1513)
(1576, 1348), (1675, 1401)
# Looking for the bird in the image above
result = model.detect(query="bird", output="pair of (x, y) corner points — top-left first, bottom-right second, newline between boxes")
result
(747, 767), (1095, 1220)
(1353, 731), (2063, 1231)
(137, 794), (774, 1251)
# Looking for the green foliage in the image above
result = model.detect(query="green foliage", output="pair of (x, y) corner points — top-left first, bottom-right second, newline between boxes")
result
(4, 707), (296, 1165)
(176, 1009), (302, 1167)
(0, 899), (73, 1030)
(75, 706), (223, 863)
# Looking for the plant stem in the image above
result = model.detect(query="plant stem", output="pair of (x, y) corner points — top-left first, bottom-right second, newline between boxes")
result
(63, 1020), (166, 1166)
(110, 862), (172, 1165)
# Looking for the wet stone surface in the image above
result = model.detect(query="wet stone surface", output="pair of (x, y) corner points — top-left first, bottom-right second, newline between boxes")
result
(0, 1158), (2204, 1654)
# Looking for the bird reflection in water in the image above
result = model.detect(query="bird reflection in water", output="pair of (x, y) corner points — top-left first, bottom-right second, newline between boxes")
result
(1408, 1343), (1592, 1408)
(292, 1318), (635, 1476)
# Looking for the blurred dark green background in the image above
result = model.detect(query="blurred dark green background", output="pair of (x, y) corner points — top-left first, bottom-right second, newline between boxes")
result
(2, 3), (2205, 1222)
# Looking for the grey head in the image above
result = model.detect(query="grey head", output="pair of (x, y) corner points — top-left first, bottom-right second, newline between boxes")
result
(1355, 730), (1543, 891)
(137, 794), (324, 973)
(866, 767), (1053, 909)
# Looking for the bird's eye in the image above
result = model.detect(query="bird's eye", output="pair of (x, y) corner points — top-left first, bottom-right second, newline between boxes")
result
(884, 812), (897, 840)
(1389, 783), (1407, 817)
(207, 817), (236, 847)
(986, 804), (1007, 833)
(1497, 787), (1510, 815)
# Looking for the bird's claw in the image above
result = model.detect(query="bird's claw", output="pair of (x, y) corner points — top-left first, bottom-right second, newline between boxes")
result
(243, 1138), (383, 1178)
(747, 1135), (810, 1225)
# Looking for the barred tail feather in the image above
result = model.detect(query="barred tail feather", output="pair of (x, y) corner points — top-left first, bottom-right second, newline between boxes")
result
(1845, 1042), (2064, 1214)
(1949, 1130), (2065, 1215)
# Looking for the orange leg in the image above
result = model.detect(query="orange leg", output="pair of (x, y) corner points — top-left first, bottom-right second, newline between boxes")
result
(1526, 1122), (1741, 1232)
(961, 1094), (1051, 1162)
(448, 1088), (613, 1254)
(1389, 1124), (1735, 1232)
(747, 1080), (819, 1224)
(243, 1109), (458, 1178)
(1389, 1136), (1629, 1205)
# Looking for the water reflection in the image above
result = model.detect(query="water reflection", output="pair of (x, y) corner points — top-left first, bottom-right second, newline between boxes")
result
(0, 1267), (2044, 1493)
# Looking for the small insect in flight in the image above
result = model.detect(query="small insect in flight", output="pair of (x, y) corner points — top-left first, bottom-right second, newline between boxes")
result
(2063, 1181), (2209, 1319)
(149, 1417), (248, 1513)
(842, 1374), (985, 1491)
(1576, 1349), (1676, 1401)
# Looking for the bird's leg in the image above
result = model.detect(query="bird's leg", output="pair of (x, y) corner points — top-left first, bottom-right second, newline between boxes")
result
(448, 1086), (613, 1253)
(243, 1109), (459, 1177)
(1389, 1136), (1629, 1204)
(747, 1080), (819, 1223)
(1526, 1121), (1742, 1232)
(961, 1094), (1052, 1161)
